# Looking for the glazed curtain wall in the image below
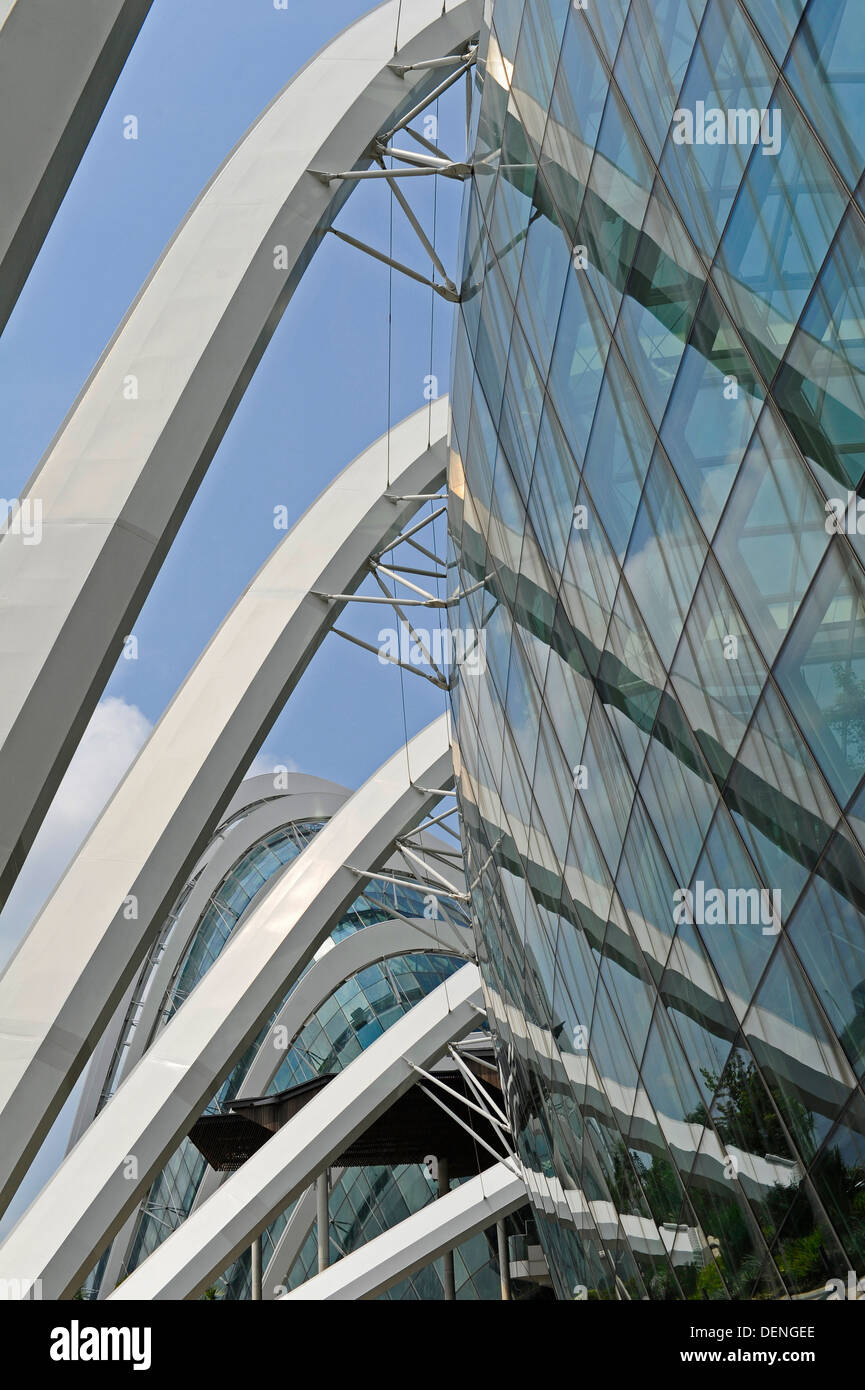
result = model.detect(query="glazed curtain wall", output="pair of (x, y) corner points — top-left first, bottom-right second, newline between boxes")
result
(86, 814), (485, 1300)
(450, 0), (865, 1300)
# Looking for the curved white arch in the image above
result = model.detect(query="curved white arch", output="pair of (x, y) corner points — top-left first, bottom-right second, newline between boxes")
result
(182, 915), (473, 1224)
(95, 916), (472, 1295)
(236, 917), (473, 1102)
(0, 0), (154, 333)
(77, 777), (354, 1298)
(0, 715), (457, 1298)
(109, 963), (483, 1301)
(281, 1161), (524, 1301)
(0, 399), (448, 1216)
(261, 1176), (343, 1301)
(68, 776), (353, 1153)
(0, 0), (479, 910)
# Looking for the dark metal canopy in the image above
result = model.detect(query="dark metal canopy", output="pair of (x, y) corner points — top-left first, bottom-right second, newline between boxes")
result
(189, 1043), (505, 1179)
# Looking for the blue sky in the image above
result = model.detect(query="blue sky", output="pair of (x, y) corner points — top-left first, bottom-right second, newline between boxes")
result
(0, 0), (467, 1229)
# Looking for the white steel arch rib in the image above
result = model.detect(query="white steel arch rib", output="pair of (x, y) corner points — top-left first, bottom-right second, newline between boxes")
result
(0, 399), (449, 1217)
(231, 917), (473, 1103)
(0, 0), (155, 334)
(96, 915), (472, 1295)
(180, 915), (474, 1232)
(0, 0), (479, 911)
(68, 776), (352, 1154)
(108, 963), (484, 1301)
(280, 1162), (525, 1301)
(78, 779), (355, 1298)
(0, 715), (457, 1299)
(262, 1178), (343, 1302)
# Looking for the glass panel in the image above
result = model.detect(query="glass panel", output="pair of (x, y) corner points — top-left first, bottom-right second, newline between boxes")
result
(583, 344), (657, 561)
(714, 85), (848, 387)
(623, 446), (708, 670)
(660, 283), (765, 539)
(713, 405), (829, 666)
(582, 0), (630, 68)
(807, 1091), (865, 1276)
(613, 218), (699, 430)
(774, 541), (865, 807)
(613, 0), (706, 166)
(774, 201), (865, 498)
(618, 796), (681, 987)
(513, 185), (571, 380)
(539, 4), (609, 242)
(727, 678), (839, 916)
(510, 0), (570, 120)
(578, 696), (637, 875)
(546, 257), (612, 465)
(788, 830), (865, 1076)
(638, 701), (719, 886)
(578, 82), (654, 333)
(659, 0), (777, 260)
(739, 0), (806, 71)
(670, 553), (767, 774)
(745, 941), (858, 1161)
(691, 805), (780, 1017)
(526, 398), (579, 581)
(784, 0), (865, 193)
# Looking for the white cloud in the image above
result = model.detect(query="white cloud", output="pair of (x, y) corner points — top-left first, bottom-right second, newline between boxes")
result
(0, 696), (152, 971)
(246, 749), (299, 779)
(0, 696), (153, 1233)
(0, 701), (296, 1232)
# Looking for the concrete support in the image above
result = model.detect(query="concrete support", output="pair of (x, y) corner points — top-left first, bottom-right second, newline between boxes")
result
(281, 1163), (526, 1301)
(0, 0), (479, 919)
(497, 1219), (511, 1300)
(250, 1234), (262, 1302)
(0, 0), (155, 334)
(317, 1171), (330, 1275)
(437, 1156), (455, 1300)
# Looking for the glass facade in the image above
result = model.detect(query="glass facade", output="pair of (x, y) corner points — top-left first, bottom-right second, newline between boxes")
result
(450, 0), (865, 1299)
(85, 795), (501, 1300)
(279, 1162), (503, 1301)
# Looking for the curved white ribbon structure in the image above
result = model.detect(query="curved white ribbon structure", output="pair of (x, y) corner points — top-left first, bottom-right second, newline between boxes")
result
(0, 0), (154, 333)
(0, 715), (457, 1298)
(0, 399), (448, 1216)
(0, 0), (479, 911)
(108, 962), (483, 1301)
(280, 1162), (525, 1301)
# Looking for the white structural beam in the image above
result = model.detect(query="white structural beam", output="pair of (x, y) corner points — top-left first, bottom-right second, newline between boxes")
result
(67, 776), (352, 1154)
(107, 964), (483, 1301)
(181, 915), (473, 1235)
(0, 717), (456, 1298)
(88, 831), (468, 1295)
(0, 400), (448, 1217)
(0, 0), (154, 333)
(71, 779), (355, 1298)
(282, 1162), (524, 1300)
(235, 917), (472, 1101)
(261, 1171), (346, 1301)
(0, 0), (479, 911)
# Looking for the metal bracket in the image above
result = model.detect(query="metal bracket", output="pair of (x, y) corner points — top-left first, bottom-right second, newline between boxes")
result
(394, 839), (464, 896)
(345, 864), (471, 904)
(326, 226), (460, 301)
(330, 625), (449, 690)
(447, 1045), (511, 1128)
(388, 46), (477, 78)
(407, 1064), (521, 1177)
(414, 806), (462, 841)
(382, 49), (477, 139)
